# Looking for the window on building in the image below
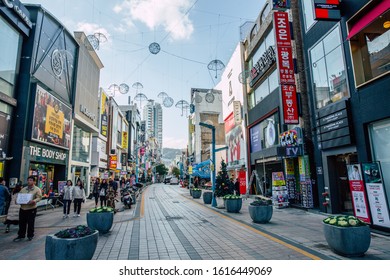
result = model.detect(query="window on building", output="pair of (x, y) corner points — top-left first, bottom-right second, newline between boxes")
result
(302, 0), (316, 31)
(253, 69), (278, 104)
(369, 119), (390, 208)
(310, 26), (348, 109)
(349, 9), (390, 86)
(250, 24), (258, 40)
(72, 125), (91, 163)
(0, 17), (22, 98)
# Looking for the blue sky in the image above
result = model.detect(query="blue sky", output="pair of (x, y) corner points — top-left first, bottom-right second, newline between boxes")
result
(25, 0), (265, 149)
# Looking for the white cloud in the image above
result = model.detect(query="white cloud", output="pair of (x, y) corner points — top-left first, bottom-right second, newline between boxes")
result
(163, 136), (187, 149)
(114, 0), (195, 40)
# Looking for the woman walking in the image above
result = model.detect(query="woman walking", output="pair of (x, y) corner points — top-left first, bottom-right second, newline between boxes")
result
(99, 179), (108, 207)
(62, 180), (73, 218)
(72, 180), (86, 217)
(3, 185), (22, 233)
(92, 178), (100, 207)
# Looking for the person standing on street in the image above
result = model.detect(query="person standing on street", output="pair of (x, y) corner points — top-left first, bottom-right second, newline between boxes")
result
(92, 178), (100, 207)
(234, 177), (241, 196)
(62, 180), (73, 218)
(13, 176), (42, 242)
(72, 179), (86, 217)
(0, 177), (10, 215)
(99, 179), (108, 207)
(4, 185), (22, 233)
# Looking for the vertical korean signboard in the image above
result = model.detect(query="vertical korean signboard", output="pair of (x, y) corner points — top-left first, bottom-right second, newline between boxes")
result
(273, 11), (299, 124)
(100, 90), (108, 137)
(347, 164), (371, 224)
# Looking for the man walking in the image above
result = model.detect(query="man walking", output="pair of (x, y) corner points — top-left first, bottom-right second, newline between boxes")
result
(13, 176), (42, 242)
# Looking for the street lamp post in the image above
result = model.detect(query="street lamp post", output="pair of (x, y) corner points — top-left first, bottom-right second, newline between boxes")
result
(199, 122), (216, 207)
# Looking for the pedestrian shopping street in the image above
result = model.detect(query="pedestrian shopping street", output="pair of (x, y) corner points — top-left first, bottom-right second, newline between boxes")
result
(0, 183), (389, 260)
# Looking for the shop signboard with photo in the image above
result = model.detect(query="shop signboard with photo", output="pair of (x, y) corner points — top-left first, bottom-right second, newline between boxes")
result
(249, 123), (262, 153)
(31, 85), (72, 149)
(0, 112), (11, 156)
(225, 112), (245, 165)
(347, 164), (371, 224)
(272, 171), (288, 208)
(362, 162), (390, 229)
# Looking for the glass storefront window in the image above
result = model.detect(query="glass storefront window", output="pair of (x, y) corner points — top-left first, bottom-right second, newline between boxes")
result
(253, 69), (278, 104)
(350, 9), (390, 86)
(302, 0), (316, 31)
(369, 119), (390, 208)
(0, 17), (22, 98)
(72, 125), (91, 163)
(249, 112), (280, 153)
(310, 26), (348, 109)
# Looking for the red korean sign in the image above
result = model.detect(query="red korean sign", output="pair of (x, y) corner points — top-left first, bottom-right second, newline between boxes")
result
(273, 11), (292, 47)
(281, 85), (299, 124)
(277, 46), (295, 84)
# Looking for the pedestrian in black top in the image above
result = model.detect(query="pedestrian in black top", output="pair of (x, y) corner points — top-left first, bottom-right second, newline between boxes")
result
(92, 178), (100, 207)
(99, 179), (108, 207)
(234, 178), (240, 196)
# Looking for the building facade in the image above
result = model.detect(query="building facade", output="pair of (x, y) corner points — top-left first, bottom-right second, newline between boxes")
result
(69, 31), (103, 193)
(299, 0), (390, 231)
(0, 0), (32, 182)
(8, 4), (78, 195)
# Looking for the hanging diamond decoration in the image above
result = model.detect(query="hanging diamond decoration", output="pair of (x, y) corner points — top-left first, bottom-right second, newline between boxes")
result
(119, 83), (130, 94)
(162, 96), (174, 108)
(149, 42), (161, 55)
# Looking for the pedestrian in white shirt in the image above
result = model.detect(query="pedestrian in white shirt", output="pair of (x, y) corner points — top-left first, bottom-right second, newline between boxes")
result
(61, 180), (73, 218)
(72, 179), (86, 217)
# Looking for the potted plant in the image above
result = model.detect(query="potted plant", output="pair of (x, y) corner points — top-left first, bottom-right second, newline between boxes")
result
(223, 194), (242, 213)
(214, 160), (234, 208)
(248, 196), (273, 223)
(191, 188), (202, 199)
(45, 225), (98, 260)
(87, 206), (114, 234)
(202, 190), (213, 204)
(323, 215), (371, 257)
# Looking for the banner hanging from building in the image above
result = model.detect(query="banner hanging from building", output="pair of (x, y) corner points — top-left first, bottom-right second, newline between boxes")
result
(273, 11), (299, 125)
(225, 112), (245, 165)
(32, 85), (72, 149)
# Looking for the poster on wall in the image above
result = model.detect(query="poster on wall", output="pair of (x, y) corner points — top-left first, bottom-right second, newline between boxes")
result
(362, 162), (390, 228)
(32, 85), (72, 149)
(298, 156), (314, 208)
(238, 170), (247, 195)
(285, 158), (296, 200)
(225, 113), (245, 164)
(250, 123), (262, 153)
(100, 90), (108, 137)
(0, 112), (11, 156)
(272, 172), (289, 208)
(346, 164), (371, 223)
(58, 181), (67, 194)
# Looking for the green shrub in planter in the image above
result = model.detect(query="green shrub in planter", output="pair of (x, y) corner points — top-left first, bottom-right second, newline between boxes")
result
(248, 196), (273, 223)
(323, 215), (371, 257)
(223, 194), (242, 213)
(45, 225), (98, 260)
(87, 207), (114, 234)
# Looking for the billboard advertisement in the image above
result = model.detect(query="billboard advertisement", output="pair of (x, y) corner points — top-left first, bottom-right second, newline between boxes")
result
(225, 112), (245, 164)
(249, 123), (262, 153)
(100, 90), (108, 137)
(32, 85), (72, 149)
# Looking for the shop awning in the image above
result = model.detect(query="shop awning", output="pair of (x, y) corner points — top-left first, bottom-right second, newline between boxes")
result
(347, 1), (390, 39)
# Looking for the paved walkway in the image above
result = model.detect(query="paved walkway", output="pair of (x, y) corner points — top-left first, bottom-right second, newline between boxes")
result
(0, 183), (389, 260)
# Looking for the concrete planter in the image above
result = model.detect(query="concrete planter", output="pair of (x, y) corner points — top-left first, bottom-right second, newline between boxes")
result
(45, 230), (98, 260)
(192, 189), (202, 199)
(225, 198), (242, 213)
(248, 205), (273, 223)
(203, 191), (212, 204)
(323, 223), (371, 257)
(87, 212), (114, 234)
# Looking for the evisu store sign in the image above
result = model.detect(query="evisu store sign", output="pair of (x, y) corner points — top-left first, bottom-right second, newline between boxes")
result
(273, 11), (299, 124)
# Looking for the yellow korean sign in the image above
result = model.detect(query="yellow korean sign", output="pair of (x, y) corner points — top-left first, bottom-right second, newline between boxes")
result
(44, 104), (64, 139)
(122, 131), (128, 149)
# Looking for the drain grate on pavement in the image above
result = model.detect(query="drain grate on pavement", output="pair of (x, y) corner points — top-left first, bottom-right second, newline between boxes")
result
(149, 197), (155, 199)
(172, 201), (180, 203)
